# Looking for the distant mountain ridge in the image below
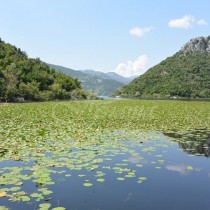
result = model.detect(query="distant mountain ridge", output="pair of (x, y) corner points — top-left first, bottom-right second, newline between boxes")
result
(81, 69), (135, 84)
(48, 64), (129, 96)
(115, 36), (210, 98)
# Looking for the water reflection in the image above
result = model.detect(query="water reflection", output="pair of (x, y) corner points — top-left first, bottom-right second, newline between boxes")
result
(2, 130), (210, 210)
(164, 129), (210, 157)
(166, 164), (202, 175)
(166, 164), (190, 175)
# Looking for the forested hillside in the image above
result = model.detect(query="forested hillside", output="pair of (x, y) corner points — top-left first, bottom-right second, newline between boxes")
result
(0, 39), (92, 101)
(115, 36), (210, 98)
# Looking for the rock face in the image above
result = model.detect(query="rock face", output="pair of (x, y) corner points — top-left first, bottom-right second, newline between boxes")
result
(181, 36), (210, 53)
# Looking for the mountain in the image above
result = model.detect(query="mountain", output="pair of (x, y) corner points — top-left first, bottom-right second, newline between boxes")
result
(82, 69), (135, 84)
(48, 64), (89, 79)
(81, 69), (112, 80)
(48, 64), (125, 96)
(106, 72), (136, 84)
(0, 38), (91, 102)
(115, 36), (210, 98)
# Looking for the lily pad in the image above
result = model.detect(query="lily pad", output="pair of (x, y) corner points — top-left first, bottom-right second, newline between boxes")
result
(20, 196), (30, 202)
(186, 166), (193, 170)
(39, 203), (51, 209)
(138, 177), (147, 181)
(83, 182), (93, 187)
(117, 177), (125, 181)
(96, 178), (105, 183)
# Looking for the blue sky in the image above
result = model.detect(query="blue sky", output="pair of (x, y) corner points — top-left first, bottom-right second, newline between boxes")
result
(0, 0), (209, 77)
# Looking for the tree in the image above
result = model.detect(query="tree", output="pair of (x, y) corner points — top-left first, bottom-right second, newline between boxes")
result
(0, 38), (90, 101)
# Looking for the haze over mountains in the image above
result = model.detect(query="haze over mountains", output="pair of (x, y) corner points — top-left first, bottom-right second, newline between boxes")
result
(48, 64), (136, 96)
(81, 70), (135, 84)
(115, 36), (210, 98)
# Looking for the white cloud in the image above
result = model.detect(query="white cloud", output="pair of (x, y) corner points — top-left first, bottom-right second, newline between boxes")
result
(168, 15), (195, 29)
(115, 55), (149, 77)
(129, 27), (153, 37)
(168, 15), (208, 29)
(197, 19), (208, 26)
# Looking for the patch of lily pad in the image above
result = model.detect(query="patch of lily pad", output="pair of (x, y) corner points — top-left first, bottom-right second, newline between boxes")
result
(0, 101), (210, 209)
(83, 182), (93, 187)
(186, 166), (193, 171)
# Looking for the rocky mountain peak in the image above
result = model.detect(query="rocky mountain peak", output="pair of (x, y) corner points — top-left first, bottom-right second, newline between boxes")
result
(180, 36), (210, 53)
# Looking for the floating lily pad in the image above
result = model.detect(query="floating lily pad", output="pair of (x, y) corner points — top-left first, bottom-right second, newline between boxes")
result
(0, 206), (9, 210)
(137, 180), (143, 184)
(20, 196), (30, 202)
(97, 178), (105, 183)
(39, 203), (51, 209)
(10, 187), (21, 192)
(83, 182), (93, 187)
(186, 166), (193, 170)
(117, 177), (125, 181)
(136, 164), (143, 167)
(125, 174), (135, 178)
(138, 177), (147, 181)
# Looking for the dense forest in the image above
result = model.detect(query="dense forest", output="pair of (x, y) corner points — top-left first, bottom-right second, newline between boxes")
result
(0, 38), (93, 102)
(115, 36), (210, 98)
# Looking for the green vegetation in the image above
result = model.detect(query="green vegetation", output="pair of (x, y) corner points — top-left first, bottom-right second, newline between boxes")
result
(0, 100), (210, 209)
(116, 37), (210, 98)
(48, 64), (124, 96)
(1, 35), (210, 210)
(1, 100), (210, 144)
(0, 39), (93, 102)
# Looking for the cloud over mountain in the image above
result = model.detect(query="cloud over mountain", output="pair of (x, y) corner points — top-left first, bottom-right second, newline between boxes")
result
(115, 55), (149, 77)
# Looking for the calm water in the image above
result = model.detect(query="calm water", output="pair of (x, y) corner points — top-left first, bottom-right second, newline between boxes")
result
(1, 131), (210, 210)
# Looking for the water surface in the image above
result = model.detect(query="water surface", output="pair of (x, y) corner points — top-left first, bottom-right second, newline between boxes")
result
(1, 131), (210, 210)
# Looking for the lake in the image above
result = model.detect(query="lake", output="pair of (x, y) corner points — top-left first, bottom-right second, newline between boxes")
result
(0, 100), (210, 210)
